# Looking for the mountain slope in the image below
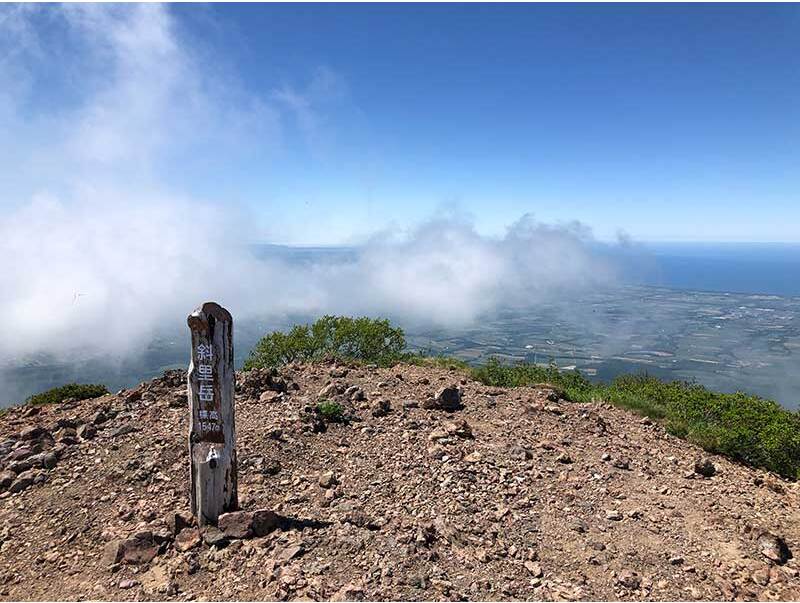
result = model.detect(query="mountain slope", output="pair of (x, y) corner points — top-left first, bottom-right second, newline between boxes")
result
(0, 362), (798, 601)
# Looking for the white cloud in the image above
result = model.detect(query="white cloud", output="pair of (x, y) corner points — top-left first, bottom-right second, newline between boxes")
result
(0, 4), (618, 363)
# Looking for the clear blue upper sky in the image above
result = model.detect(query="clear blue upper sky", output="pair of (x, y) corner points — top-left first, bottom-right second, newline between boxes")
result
(5, 3), (800, 244)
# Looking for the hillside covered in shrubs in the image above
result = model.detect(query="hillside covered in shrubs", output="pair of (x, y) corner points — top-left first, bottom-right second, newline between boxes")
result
(243, 316), (800, 479)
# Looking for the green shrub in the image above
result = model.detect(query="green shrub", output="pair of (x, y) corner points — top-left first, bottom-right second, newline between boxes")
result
(317, 400), (345, 423)
(470, 358), (594, 401)
(402, 353), (471, 371)
(244, 315), (406, 369)
(26, 383), (108, 406)
(469, 358), (800, 480)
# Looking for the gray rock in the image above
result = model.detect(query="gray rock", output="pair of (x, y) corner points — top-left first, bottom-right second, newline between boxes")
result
(617, 569), (640, 589)
(319, 471), (338, 488)
(27, 452), (58, 470)
(57, 428), (78, 445)
(109, 425), (139, 438)
(426, 386), (463, 411)
(7, 460), (32, 474)
(318, 383), (345, 399)
(202, 526), (228, 548)
(612, 458), (631, 470)
(251, 510), (280, 536)
(509, 446), (532, 461)
(371, 400), (391, 417)
(694, 457), (716, 477)
(345, 386), (365, 401)
(77, 423), (97, 440)
(20, 426), (49, 441)
(55, 418), (78, 430)
(0, 470), (16, 490)
(9, 471), (35, 493)
(758, 532), (791, 565)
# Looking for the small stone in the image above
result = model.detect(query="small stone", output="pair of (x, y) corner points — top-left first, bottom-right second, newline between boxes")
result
(758, 532), (791, 565)
(445, 420), (473, 439)
(77, 423), (97, 440)
(252, 510), (280, 536)
(140, 564), (172, 595)
(109, 425), (139, 438)
(694, 457), (716, 477)
(617, 569), (640, 589)
(669, 556), (684, 565)
(463, 451), (482, 463)
(509, 446), (532, 461)
(120, 531), (158, 564)
(555, 452), (573, 464)
(118, 579), (138, 590)
(8, 447), (33, 461)
(202, 526), (228, 548)
(430, 386), (463, 411)
(524, 561), (543, 578)
(174, 528), (201, 552)
(371, 400), (391, 417)
(218, 511), (255, 539)
(92, 411), (109, 425)
(331, 581), (364, 601)
(9, 472), (35, 493)
(318, 471), (337, 488)
(20, 426), (48, 440)
(7, 460), (31, 474)
(277, 544), (304, 562)
(605, 509), (623, 521)
(102, 540), (126, 566)
(751, 567), (771, 586)
(173, 510), (194, 534)
(259, 391), (283, 403)
(0, 471), (15, 490)
(612, 458), (630, 470)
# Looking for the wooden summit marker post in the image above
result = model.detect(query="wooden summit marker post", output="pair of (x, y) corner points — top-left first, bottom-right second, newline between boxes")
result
(187, 302), (237, 526)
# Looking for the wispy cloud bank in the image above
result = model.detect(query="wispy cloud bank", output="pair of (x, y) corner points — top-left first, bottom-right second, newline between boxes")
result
(0, 4), (618, 362)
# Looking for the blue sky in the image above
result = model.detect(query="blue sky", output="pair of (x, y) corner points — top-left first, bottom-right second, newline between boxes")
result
(3, 3), (800, 243)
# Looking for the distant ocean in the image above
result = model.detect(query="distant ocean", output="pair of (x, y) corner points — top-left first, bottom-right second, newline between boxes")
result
(621, 242), (800, 297)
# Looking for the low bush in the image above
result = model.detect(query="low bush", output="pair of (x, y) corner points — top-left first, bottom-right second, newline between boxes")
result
(317, 400), (345, 423)
(26, 383), (108, 406)
(244, 315), (406, 370)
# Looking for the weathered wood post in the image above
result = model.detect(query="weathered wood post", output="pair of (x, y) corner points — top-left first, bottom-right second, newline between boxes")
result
(187, 302), (237, 526)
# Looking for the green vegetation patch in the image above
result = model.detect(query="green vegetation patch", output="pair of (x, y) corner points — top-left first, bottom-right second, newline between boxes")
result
(244, 315), (406, 370)
(316, 400), (345, 423)
(471, 358), (800, 480)
(26, 383), (109, 406)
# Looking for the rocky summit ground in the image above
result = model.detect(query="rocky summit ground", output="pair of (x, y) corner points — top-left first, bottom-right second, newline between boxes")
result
(0, 361), (798, 602)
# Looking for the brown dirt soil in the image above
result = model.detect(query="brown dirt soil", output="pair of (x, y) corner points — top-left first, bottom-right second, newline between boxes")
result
(0, 361), (798, 601)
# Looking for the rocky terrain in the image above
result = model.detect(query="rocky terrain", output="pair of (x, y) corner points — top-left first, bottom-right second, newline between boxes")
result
(0, 361), (798, 601)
